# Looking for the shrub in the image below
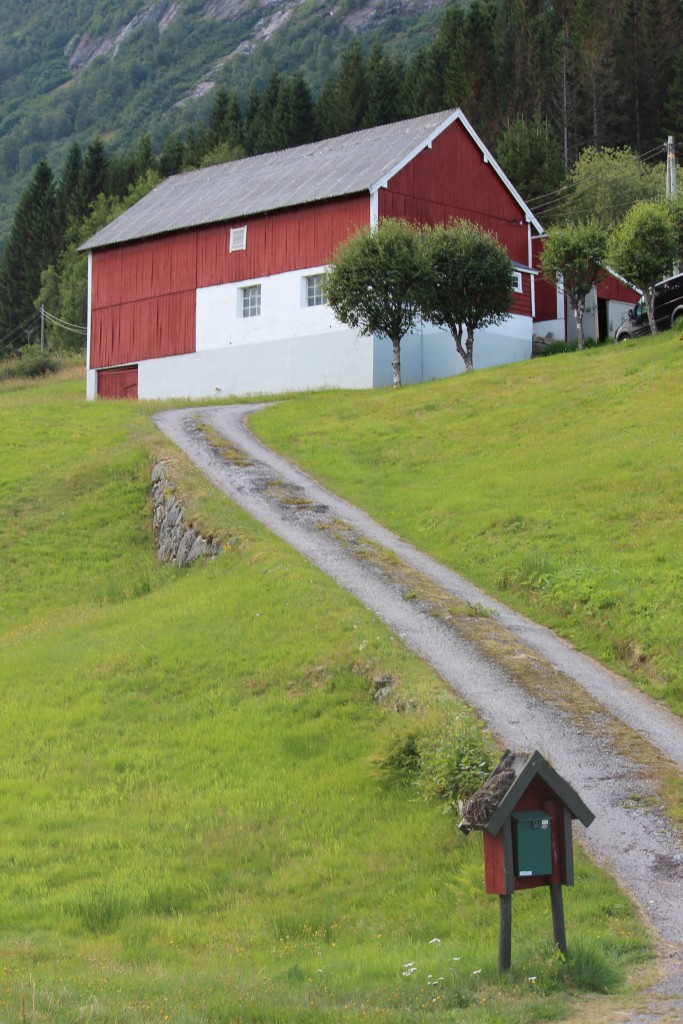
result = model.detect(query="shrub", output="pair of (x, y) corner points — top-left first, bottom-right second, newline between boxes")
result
(416, 713), (494, 812)
(371, 725), (424, 786)
(0, 346), (62, 381)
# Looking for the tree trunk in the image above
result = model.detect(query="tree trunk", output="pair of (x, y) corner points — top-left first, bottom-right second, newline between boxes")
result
(570, 293), (586, 350)
(644, 286), (658, 334)
(391, 336), (402, 387)
(453, 325), (473, 370)
(464, 328), (475, 371)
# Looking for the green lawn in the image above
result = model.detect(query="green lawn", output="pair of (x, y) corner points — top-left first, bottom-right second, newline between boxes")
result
(253, 332), (683, 716)
(0, 368), (652, 1022)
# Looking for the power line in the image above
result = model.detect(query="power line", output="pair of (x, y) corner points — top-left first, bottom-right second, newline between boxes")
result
(41, 309), (87, 335)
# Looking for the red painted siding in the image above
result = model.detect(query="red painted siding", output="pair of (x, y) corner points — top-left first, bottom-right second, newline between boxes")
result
(90, 194), (369, 368)
(196, 194), (370, 288)
(510, 274), (532, 318)
(532, 236), (560, 323)
(379, 120), (530, 265)
(97, 365), (138, 399)
(91, 292), (196, 368)
(597, 274), (639, 303)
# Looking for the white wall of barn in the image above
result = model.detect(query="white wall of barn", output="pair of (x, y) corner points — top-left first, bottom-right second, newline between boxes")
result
(88, 263), (534, 400)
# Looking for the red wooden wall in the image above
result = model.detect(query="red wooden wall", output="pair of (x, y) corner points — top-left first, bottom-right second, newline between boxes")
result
(97, 365), (138, 399)
(597, 274), (639, 303)
(379, 119), (530, 266)
(532, 236), (560, 323)
(90, 195), (370, 368)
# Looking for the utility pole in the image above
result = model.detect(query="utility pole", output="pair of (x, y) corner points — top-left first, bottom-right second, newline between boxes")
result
(666, 136), (677, 198)
(40, 304), (45, 351)
(667, 137), (679, 275)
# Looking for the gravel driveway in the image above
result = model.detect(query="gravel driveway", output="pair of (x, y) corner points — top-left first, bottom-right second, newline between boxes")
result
(154, 404), (683, 1023)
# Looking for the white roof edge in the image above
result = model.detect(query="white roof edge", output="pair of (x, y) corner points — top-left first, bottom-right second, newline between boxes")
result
(370, 108), (461, 194)
(455, 109), (545, 235)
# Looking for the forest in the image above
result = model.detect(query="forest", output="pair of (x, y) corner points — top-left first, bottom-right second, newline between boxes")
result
(1, 0), (681, 353)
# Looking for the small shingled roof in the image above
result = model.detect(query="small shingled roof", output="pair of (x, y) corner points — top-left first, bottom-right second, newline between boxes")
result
(459, 750), (594, 836)
(81, 108), (542, 251)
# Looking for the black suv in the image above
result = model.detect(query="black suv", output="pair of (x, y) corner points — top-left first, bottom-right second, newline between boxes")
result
(615, 271), (683, 340)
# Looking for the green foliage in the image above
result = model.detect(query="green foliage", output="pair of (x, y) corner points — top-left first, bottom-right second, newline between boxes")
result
(607, 201), (678, 332)
(416, 714), (495, 811)
(325, 218), (426, 387)
(419, 220), (513, 370)
(0, 158), (58, 351)
(496, 115), (565, 204)
(371, 724), (424, 786)
(539, 220), (607, 349)
(372, 713), (494, 812)
(555, 147), (662, 228)
(0, 345), (62, 380)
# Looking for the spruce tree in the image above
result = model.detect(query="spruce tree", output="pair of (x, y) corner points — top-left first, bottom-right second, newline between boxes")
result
(80, 137), (108, 213)
(363, 44), (403, 128)
(0, 159), (57, 351)
(335, 39), (369, 135)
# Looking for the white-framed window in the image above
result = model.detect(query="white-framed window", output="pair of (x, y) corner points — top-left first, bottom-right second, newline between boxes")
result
(304, 273), (326, 307)
(241, 284), (261, 318)
(511, 270), (523, 293)
(229, 225), (247, 252)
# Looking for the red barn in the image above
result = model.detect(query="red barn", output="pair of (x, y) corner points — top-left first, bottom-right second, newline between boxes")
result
(82, 109), (545, 400)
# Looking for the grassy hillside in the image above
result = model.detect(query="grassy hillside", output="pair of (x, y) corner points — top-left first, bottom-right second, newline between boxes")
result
(253, 332), (683, 717)
(0, 369), (648, 1022)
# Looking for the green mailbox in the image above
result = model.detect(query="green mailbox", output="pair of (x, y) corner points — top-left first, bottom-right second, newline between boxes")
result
(511, 810), (552, 877)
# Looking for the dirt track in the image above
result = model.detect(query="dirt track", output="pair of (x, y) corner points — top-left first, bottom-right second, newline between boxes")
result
(154, 404), (683, 1023)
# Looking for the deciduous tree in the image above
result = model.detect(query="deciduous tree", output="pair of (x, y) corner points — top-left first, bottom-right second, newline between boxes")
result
(607, 201), (677, 333)
(324, 218), (425, 388)
(418, 220), (513, 371)
(539, 220), (607, 349)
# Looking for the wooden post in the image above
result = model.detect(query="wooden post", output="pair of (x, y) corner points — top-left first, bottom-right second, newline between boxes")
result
(549, 883), (567, 956)
(498, 894), (512, 972)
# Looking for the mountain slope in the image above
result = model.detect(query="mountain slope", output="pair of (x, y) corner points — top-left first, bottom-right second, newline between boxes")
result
(0, 0), (448, 243)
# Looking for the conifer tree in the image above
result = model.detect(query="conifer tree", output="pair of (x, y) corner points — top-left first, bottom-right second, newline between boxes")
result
(334, 39), (369, 135)
(363, 44), (404, 128)
(55, 142), (83, 242)
(80, 137), (108, 213)
(0, 159), (57, 350)
(159, 132), (185, 177)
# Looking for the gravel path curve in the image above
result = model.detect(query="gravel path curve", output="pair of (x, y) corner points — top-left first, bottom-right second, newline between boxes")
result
(154, 405), (683, 1022)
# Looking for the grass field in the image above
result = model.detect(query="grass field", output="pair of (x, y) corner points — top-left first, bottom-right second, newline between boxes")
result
(253, 331), (683, 717)
(0, 365), (655, 1022)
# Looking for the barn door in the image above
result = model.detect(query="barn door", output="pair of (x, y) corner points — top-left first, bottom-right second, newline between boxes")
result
(97, 365), (138, 399)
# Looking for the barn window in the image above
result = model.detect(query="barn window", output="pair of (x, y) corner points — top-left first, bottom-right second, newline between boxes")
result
(511, 271), (523, 293)
(241, 284), (261, 318)
(305, 274), (326, 307)
(230, 226), (247, 252)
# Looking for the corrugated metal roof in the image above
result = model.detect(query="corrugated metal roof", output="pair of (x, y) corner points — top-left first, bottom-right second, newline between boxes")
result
(81, 110), (459, 251)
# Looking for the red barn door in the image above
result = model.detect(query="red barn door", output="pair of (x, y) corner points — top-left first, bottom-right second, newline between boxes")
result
(97, 365), (138, 399)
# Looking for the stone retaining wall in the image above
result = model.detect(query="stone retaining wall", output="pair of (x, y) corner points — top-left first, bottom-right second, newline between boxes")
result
(152, 461), (220, 567)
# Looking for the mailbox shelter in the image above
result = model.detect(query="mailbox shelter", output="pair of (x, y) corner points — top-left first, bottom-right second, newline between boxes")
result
(459, 749), (594, 970)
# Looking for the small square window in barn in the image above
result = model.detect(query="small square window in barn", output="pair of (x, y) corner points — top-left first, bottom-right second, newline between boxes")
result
(241, 284), (261, 318)
(305, 274), (326, 307)
(230, 226), (247, 252)
(512, 271), (523, 293)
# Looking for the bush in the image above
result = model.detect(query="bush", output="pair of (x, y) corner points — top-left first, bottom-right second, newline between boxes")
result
(0, 346), (62, 381)
(416, 713), (494, 811)
(371, 725), (424, 786)
(372, 712), (494, 812)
